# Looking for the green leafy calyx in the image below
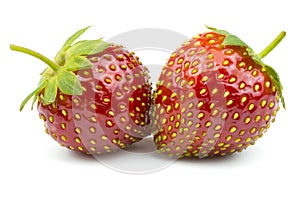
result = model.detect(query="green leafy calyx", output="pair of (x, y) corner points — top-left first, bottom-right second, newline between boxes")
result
(206, 26), (286, 109)
(10, 26), (111, 111)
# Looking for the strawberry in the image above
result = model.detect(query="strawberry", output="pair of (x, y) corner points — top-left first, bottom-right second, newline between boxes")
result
(11, 26), (152, 155)
(153, 26), (285, 158)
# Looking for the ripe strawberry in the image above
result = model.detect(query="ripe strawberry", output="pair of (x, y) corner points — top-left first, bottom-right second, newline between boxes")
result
(11, 26), (152, 155)
(153, 26), (285, 158)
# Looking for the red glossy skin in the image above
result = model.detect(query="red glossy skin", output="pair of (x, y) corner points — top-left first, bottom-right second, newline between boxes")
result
(38, 44), (152, 155)
(153, 32), (280, 158)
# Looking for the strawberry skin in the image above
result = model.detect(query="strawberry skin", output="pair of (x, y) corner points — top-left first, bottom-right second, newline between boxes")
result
(11, 27), (152, 155)
(153, 27), (285, 158)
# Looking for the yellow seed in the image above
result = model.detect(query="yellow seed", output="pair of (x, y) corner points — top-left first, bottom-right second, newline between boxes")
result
(205, 33), (213, 38)
(245, 137), (251, 143)
(191, 68), (198, 74)
(225, 50), (232, 55)
(167, 105), (172, 112)
(248, 103), (255, 111)
(241, 96), (247, 103)
(229, 76), (237, 83)
(101, 135), (108, 140)
(61, 135), (67, 142)
(61, 123), (66, 130)
(234, 137), (241, 143)
(221, 112), (228, 119)
(75, 127), (81, 134)
(226, 135), (232, 141)
(90, 116), (97, 122)
(208, 139), (215, 144)
(187, 121), (193, 127)
(264, 114), (270, 121)
(187, 112), (193, 117)
(89, 147), (96, 152)
(254, 84), (260, 92)
(105, 77), (112, 84)
(90, 103), (97, 110)
(184, 62), (190, 69)
(239, 130), (245, 136)
(223, 60), (229, 66)
(197, 101), (204, 108)
(174, 102), (180, 110)
(106, 120), (113, 127)
(252, 70), (258, 77)
(261, 100), (267, 107)
(200, 88), (207, 95)
(244, 117), (251, 124)
(49, 116), (54, 123)
(175, 121), (180, 128)
(224, 91), (230, 97)
(192, 40), (200, 47)
(188, 92), (194, 98)
(177, 58), (184, 64)
(212, 109), (218, 116)
(171, 132), (177, 138)
(226, 99), (233, 106)
(104, 145), (110, 150)
(209, 39), (216, 44)
(212, 88), (218, 95)
(198, 112), (204, 119)
(192, 60), (199, 67)
(205, 121), (211, 127)
(215, 125), (222, 131)
(75, 113), (81, 120)
(239, 82), (246, 89)
(62, 110), (67, 117)
(250, 127), (257, 134)
(90, 139), (96, 145)
(75, 137), (81, 143)
(265, 81), (271, 88)
(218, 74), (225, 79)
(103, 98), (110, 103)
(255, 115), (261, 122)
(269, 101), (275, 109)
(168, 60), (174, 66)
(201, 76), (208, 82)
(239, 62), (246, 68)
(233, 112), (239, 119)
(230, 126), (237, 133)
(89, 127), (96, 133)
(77, 146), (84, 151)
(171, 52), (177, 57)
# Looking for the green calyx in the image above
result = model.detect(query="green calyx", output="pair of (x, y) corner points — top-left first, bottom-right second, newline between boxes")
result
(10, 26), (111, 111)
(206, 26), (286, 109)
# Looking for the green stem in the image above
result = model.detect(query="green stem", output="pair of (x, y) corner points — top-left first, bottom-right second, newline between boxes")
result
(258, 31), (286, 59)
(10, 44), (60, 72)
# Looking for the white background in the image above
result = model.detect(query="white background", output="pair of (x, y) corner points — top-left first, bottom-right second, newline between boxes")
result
(1, 0), (299, 199)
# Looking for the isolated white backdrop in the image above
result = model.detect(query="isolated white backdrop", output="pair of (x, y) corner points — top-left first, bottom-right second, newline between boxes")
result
(1, 0), (299, 199)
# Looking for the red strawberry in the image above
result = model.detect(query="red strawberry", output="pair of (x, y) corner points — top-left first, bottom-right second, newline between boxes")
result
(11, 26), (152, 155)
(153, 26), (285, 158)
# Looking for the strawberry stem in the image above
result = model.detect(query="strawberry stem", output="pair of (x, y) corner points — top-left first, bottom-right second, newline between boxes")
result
(258, 31), (286, 59)
(10, 44), (60, 72)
